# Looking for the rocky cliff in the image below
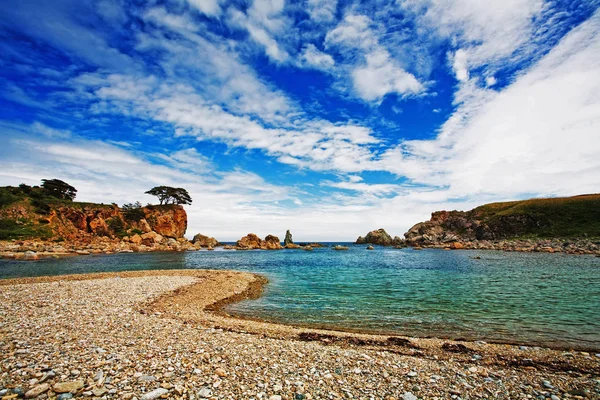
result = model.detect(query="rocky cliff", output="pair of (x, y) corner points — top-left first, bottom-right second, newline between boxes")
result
(403, 194), (600, 254)
(0, 197), (187, 242)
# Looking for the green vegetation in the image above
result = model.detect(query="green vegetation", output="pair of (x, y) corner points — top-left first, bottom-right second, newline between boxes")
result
(41, 179), (77, 201)
(106, 217), (127, 238)
(472, 194), (600, 238)
(122, 201), (145, 221)
(0, 219), (52, 240)
(145, 186), (192, 205)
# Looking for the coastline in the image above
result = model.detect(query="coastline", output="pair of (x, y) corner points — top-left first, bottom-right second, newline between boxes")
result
(1, 269), (598, 399)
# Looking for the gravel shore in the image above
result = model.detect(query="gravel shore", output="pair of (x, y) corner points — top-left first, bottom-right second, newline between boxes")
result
(0, 270), (598, 399)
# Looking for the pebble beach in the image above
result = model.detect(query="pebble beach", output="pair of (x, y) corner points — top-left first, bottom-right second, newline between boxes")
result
(0, 270), (598, 400)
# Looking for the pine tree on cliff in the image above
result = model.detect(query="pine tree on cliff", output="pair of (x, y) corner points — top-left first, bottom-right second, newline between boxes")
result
(41, 179), (77, 201)
(145, 186), (192, 205)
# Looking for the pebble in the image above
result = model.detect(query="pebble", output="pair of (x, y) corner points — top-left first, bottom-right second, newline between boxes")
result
(197, 387), (212, 398)
(1, 273), (598, 400)
(140, 388), (169, 400)
(402, 392), (418, 400)
(542, 380), (554, 389)
(24, 383), (49, 398)
(53, 379), (84, 393)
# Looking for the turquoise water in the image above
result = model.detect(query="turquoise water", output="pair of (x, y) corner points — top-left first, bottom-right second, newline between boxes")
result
(1, 245), (599, 350)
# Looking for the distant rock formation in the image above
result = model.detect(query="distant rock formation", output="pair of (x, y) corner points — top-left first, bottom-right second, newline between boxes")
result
(355, 228), (404, 246)
(333, 245), (349, 250)
(284, 230), (294, 246)
(264, 235), (282, 250)
(236, 233), (282, 250)
(192, 233), (219, 248)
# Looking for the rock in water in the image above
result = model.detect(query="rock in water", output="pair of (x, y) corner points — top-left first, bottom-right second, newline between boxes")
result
(236, 233), (263, 249)
(192, 233), (219, 248)
(263, 235), (283, 250)
(333, 245), (349, 250)
(141, 388), (169, 400)
(355, 229), (403, 246)
(284, 230), (294, 246)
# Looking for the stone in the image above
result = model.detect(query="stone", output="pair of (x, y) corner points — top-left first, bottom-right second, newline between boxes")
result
(23, 251), (38, 260)
(130, 234), (142, 245)
(137, 375), (156, 382)
(215, 367), (227, 377)
(402, 392), (418, 400)
(39, 370), (56, 382)
(407, 371), (417, 377)
(140, 388), (169, 400)
(270, 396), (282, 400)
(284, 230), (294, 246)
(25, 383), (49, 398)
(263, 235), (283, 250)
(197, 387), (212, 398)
(92, 388), (108, 396)
(367, 245), (374, 250)
(57, 394), (74, 400)
(333, 245), (349, 250)
(355, 229), (394, 246)
(53, 380), (84, 393)
(192, 233), (219, 248)
(236, 233), (263, 249)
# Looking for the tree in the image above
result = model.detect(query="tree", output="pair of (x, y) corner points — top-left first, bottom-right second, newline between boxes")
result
(145, 186), (192, 205)
(41, 179), (77, 201)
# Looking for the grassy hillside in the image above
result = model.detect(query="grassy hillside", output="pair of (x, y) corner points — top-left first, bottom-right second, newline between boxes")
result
(0, 185), (112, 240)
(472, 194), (600, 238)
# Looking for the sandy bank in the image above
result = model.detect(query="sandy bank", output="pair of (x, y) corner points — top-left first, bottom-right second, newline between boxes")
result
(0, 270), (598, 399)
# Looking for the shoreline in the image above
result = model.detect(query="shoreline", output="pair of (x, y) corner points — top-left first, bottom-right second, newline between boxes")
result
(1, 269), (599, 353)
(3, 269), (599, 355)
(1, 269), (598, 399)
(2, 236), (600, 260)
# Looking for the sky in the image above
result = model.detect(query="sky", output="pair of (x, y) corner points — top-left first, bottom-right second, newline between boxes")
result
(0, 0), (599, 241)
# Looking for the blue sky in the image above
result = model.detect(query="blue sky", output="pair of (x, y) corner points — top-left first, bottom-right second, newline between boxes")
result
(1, 0), (599, 241)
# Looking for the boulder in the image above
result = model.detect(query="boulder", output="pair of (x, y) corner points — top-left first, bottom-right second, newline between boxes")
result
(283, 230), (294, 246)
(237, 233), (262, 249)
(355, 228), (394, 246)
(263, 235), (282, 250)
(333, 245), (349, 250)
(130, 234), (142, 245)
(193, 233), (219, 248)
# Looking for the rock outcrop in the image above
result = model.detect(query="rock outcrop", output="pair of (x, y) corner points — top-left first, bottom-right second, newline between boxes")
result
(355, 228), (404, 246)
(192, 233), (219, 248)
(236, 233), (263, 249)
(402, 194), (600, 254)
(236, 233), (282, 250)
(284, 230), (294, 246)
(263, 235), (283, 250)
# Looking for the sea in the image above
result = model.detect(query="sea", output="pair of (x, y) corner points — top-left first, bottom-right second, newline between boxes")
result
(1, 244), (599, 350)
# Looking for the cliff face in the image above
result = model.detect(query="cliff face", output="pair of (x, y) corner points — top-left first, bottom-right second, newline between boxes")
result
(1, 201), (187, 241)
(404, 194), (600, 246)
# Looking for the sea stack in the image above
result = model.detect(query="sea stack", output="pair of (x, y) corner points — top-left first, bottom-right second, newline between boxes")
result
(284, 230), (294, 246)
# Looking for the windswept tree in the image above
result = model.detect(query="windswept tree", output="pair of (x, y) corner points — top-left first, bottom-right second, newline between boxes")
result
(41, 179), (77, 201)
(145, 186), (192, 205)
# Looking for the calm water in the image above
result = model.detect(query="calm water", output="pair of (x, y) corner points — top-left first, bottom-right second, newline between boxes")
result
(1, 245), (599, 350)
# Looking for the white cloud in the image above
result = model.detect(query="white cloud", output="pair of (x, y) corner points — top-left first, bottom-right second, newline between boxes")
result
(226, 0), (291, 63)
(325, 14), (423, 102)
(403, 0), (546, 82)
(187, 0), (222, 17)
(307, 0), (337, 23)
(352, 49), (423, 102)
(378, 11), (600, 199)
(300, 44), (335, 71)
